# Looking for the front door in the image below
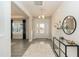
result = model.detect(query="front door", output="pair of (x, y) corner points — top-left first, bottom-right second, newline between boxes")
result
(33, 19), (50, 39)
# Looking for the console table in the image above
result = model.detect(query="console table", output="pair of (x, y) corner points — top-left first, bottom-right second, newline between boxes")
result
(53, 37), (79, 57)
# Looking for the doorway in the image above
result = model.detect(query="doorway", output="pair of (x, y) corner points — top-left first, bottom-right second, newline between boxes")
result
(33, 19), (50, 39)
(11, 19), (26, 40)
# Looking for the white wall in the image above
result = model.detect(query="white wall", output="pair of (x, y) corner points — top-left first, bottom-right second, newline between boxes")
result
(0, 2), (11, 57)
(33, 18), (51, 39)
(29, 17), (33, 42)
(51, 1), (79, 57)
(52, 1), (79, 42)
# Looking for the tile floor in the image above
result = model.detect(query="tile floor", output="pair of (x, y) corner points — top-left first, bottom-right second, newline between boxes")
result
(11, 39), (55, 57)
(11, 39), (30, 57)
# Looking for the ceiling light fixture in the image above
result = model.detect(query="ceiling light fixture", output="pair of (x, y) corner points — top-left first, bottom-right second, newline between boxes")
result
(38, 16), (41, 18)
(38, 15), (45, 19)
(38, 7), (45, 19)
(42, 15), (45, 19)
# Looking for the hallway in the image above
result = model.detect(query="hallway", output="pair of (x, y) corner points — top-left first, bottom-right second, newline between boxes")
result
(1, 1), (79, 57)
(10, 1), (79, 57)
(11, 39), (55, 57)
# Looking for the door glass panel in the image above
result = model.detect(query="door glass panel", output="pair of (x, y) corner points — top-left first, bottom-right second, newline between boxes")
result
(39, 23), (45, 34)
(36, 24), (39, 33)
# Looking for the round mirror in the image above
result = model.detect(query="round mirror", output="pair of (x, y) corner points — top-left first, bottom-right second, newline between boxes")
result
(62, 16), (76, 35)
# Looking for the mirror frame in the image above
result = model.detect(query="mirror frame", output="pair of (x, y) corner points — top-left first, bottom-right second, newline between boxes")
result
(62, 16), (77, 35)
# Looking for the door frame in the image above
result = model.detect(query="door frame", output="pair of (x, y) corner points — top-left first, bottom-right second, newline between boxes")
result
(23, 19), (26, 39)
(11, 19), (13, 40)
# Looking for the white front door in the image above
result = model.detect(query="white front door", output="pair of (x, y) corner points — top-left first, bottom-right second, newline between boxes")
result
(33, 19), (50, 39)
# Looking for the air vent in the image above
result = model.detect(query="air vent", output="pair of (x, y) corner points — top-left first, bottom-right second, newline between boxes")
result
(34, 1), (43, 6)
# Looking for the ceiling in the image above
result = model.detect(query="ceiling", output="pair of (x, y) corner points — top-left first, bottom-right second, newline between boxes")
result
(11, 2), (28, 18)
(16, 1), (62, 17)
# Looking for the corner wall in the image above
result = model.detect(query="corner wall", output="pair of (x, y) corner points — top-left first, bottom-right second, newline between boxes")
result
(0, 2), (11, 57)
